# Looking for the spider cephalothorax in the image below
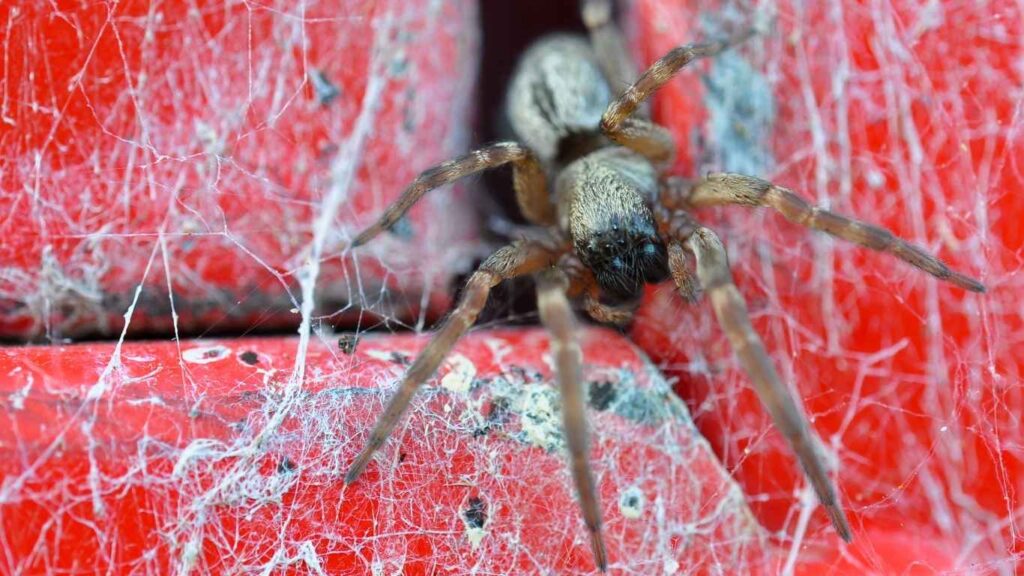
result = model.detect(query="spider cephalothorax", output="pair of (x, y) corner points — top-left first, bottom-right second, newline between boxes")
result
(561, 148), (670, 301)
(343, 0), (985, 571)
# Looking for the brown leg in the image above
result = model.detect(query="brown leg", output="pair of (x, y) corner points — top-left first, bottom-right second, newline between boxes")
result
(682, 226), (853, 542)
(600, 28), (755, 133)
(580, 0), (637, 94)
(666, 243), (701, 304)
(602, 117), (677, 166)
(562, 255), (636, 325)
(536, 268), (608, 572)
(655, 202), (701, 303)
(344, 241), (558, 484)
(351, 142), (555, 247)
(681, 173), (986, 292)
(582, 294), (636, 326)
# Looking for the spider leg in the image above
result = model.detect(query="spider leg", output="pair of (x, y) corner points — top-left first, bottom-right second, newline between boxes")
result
(351, 142), (555, 247)
(579, 0), (637, 95)
(561, 254), (637, 325)
(600, 27), (755, 142)
(679, 173), (986, 292)
(655, 204), (702, 303)
(677, 226), (853, 542)
(536, 267), (608, 572)
(601, 116), (677, 166)
(666, 243), (701, 304)
(344, 240), (559, 484)
(582, 293), (637, 326)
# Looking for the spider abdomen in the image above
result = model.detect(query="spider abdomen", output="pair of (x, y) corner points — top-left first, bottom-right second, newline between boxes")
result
(506, 34), (612, 164)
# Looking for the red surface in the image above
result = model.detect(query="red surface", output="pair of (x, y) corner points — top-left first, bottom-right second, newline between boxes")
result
(0, 329), (764, 574)
(1, 0), (1021, 574)
(0, 0), (479, 341)
(629, 0), (1022, 572)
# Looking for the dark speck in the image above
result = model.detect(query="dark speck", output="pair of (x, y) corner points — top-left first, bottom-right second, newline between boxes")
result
(463, 496), (488, 529)
(474, 396), (511, 437)
(309, 69), (340, 107)
(278, 457), (297, 474)
(239, 350), (259, 365)
(338, 334), (359, 355)
(486, 397), (510, 425)
(203, 349), (221, 359)
(402, 86), (418, 133)
(388, 216), (414, 240)
(389, 54), (409, 76)
(318, 142), (339, 161)
(589, 381), (616, 411)
(507, 366), (529, 382)
(390, 352), (412, 366)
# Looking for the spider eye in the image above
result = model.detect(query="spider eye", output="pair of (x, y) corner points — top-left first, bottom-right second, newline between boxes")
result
(642, 242), (657, 256)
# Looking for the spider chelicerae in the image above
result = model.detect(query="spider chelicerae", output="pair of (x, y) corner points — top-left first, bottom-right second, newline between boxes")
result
(343, 1), (985, 571)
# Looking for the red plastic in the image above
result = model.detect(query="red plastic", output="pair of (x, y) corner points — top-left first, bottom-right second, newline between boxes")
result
(1, 0), (1021, 574)
(630, 0), (1022, 572)
(0, 0), (479, 340)
(0, 329), (765, 574)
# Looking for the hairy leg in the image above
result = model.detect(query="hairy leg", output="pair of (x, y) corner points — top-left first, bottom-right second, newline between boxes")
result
(561, 254), (636, 325)
(579, 0), (637, 94)
(597, 26), (754, 165)
(344, 241), (558, 484)
(601, 117), (677, 166)
(679, 226), (853, 541)
(351, 142), (554, 247)
(677, 173), (985, 292)
(666, 243), (701, 304)
(582, 293), (636, 326)
(536, 268), (608, 572)
(654, 202), (701, 303)
(600, 28), (755, 133)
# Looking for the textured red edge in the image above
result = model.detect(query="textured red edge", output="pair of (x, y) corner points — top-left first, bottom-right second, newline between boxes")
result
(0, 329), (972, 574)
(2, 328), (770, 574)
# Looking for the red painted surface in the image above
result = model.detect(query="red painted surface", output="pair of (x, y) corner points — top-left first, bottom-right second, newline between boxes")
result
(1, 0), (1020, 574)
(0, 329), (764, 574)
(629, 0), (1021, 572)
(0, 0), (479, 341)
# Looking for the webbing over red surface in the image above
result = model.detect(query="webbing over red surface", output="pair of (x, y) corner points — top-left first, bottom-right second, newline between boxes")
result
(1, 0), (1020, 573)
(631, 0), (1020, 571)
(0, 0), (478, 340)
(1, 329), (767, 574)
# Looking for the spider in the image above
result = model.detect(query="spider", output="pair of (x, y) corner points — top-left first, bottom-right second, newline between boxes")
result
(343, 1), (985, 571)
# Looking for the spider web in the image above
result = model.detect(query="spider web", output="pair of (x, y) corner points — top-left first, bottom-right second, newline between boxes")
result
(0, 0), (1021, 574)
(631, 0), (1022, 573)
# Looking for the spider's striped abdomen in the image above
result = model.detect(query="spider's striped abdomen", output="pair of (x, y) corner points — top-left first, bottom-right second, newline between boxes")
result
(506, 34), (612, 165)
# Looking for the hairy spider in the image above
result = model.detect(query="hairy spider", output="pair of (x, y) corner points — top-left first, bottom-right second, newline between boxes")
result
(344, 1), (985, 571)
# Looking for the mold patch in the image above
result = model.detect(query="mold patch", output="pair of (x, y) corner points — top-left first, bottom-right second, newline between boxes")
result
(618, 485), (646, 519)
(441, 353), (477, 395)
(588, 380), (617, 411)
(337, 334), (359, 355)
(182, 345), (231, 364)
(461, 496), (488, 549)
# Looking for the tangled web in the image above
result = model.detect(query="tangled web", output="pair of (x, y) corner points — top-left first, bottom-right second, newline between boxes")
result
(0, 0), (1021, 574)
